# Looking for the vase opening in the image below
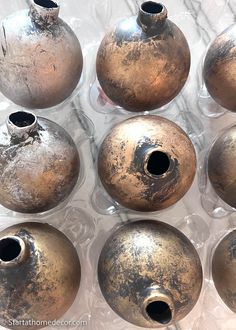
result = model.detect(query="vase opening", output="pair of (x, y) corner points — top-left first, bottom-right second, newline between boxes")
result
(0, 238), (22, 262)
(146, 151), (170, 176)
(9, 111), (36, 128)
(141, 2), (164, 14)
(146, 300), (172, 324)
(34, 0), (58, 9)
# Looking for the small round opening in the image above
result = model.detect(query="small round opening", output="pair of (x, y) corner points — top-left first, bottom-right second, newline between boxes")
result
(146, 301), (172, 324)
(141, 1), (163, 14)
(147, 151), (170, 176)
(9, 112), (36, 128)
(34, 0), (58, 8)
(0, 238), (22, 262)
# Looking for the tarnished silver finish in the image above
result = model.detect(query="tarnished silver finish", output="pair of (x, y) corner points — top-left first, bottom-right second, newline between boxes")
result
(98, 115), (196, 212)
(98, 220), (203, 328)
(212, 230), (236, 313)
(208, 125), (236, 208)
(203, 24), (236, 112)
(0, 111), (80, 213)
(0, 222), (81, 330)
(0, 0), (83, 109)
(96, 1), (190, 112)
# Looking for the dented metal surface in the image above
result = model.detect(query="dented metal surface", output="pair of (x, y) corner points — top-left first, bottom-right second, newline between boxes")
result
(98, 115), (196, 212)
(0, 222), (81, 330)
(203, 23), (236, 112)
(0, 0), (83, 109)
(98, 220), (203, 328)
(0, 111), (80, 213)
(96, 2), (190, 112)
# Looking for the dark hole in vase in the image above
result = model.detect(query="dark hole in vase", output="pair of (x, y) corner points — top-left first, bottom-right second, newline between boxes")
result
(146, 301), (172, 324)
(34, 0), (58, 8)
(141, 1), (163, 14)
(147, 151), (170, 176)
(9, 112), (36, 128)
(0, 238), (22, 262)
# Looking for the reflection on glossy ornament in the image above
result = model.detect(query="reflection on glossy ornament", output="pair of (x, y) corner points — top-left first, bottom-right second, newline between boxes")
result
(0, 222), (81, 330)
(98, 115), (196, 212)
(212, 230), (236, 313)
(98, 220), (203, 328)
(208, 125), (236, 208)
(96, 1), (190, 112)
(203, 24), (236, 112)
(0, 111), (80, 213)
(0, 0), (83, 109)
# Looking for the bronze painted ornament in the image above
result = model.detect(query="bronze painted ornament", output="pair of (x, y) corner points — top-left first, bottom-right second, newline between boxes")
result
(0, 111), (80, 213)
(96, 1), (190, 112)
(212, 230), (236, 313)
(98, 115), (196, 212)
(98, 220), (203, 328)
(208, 125), (236, 208)
(203, 23), (236, 112)
(0, 222), (81, 330)
(0, 0), (83, 109)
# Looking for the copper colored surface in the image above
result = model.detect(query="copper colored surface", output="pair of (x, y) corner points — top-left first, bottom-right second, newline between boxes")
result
(98, 220), (203, 328)
(203, 23), (236, 112)
(212, 230), (236, 313)
(98, 115), (196, 212)
(0, 0), (83, 109)
(0, 111), (80, 213)
(208, 125), (236, 208)
(96, 1), (190, 112)
(0, 222), (81, 330)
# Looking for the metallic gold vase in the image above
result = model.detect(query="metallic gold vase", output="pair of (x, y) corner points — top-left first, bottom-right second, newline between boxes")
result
(0, 222), (81, 330)
(203, 24), (236, 112)
(0, 0), (83, 109)
(96, 1), (190, 112)
(0, 111), (80, 213)
(98, 115), (196, 212)
(212, 230), (236, 313)
(98, 220), (203, 328)
(208, 125), (236, 208)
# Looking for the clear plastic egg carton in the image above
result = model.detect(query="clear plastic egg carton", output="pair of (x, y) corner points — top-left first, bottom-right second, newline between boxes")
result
(0, 0), (235, 329)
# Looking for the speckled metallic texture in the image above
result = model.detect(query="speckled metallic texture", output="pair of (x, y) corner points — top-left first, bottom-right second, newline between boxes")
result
(0, 0), (83, 109)
(96, 1), (190, 112)
(98, 220), (203, 328)
(0, 222), (81, 330)
(208, 125), (236, 208)
(212, 230), (236, 313)
(98, 115), (196, 212)
(0, 111), (80, 213)
(203, 23), (236, 112)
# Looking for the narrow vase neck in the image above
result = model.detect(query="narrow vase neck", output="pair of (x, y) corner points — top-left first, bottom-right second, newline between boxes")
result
(141, 286), (174, 326)
(29, 0), (60, 27)
(137, 1), (168, 35)
(7, 111), (38, 140)
(0, 236), (28, 268)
